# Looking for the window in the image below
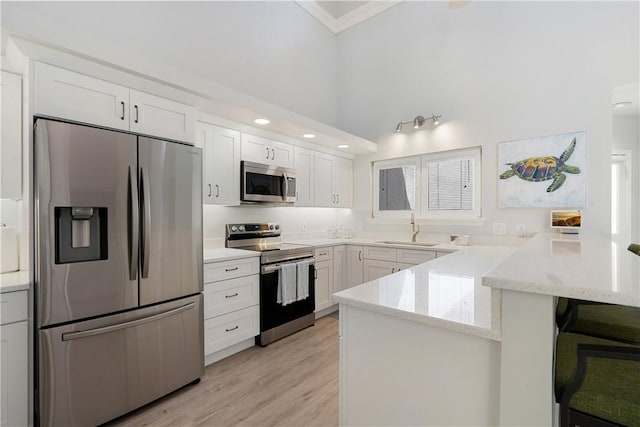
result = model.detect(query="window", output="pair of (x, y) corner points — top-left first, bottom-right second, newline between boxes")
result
(422, 147), (481, 218)
(372, 147), (481, 221)
(373, 157), (420, 217)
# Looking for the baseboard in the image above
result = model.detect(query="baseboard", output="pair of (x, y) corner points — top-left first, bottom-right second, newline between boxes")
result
(205, 337), (255, 366)
(315, 304), (338, 319)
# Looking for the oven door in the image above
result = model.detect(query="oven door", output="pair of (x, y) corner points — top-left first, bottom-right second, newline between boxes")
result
(260, 259), (315, 333)
(241, 161), (296, 203)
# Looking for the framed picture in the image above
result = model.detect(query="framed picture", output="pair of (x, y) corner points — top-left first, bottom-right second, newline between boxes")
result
(498, 131), (586, 208)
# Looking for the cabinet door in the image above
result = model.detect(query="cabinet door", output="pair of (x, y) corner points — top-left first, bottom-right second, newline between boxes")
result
(212, 126), (241, 205)
(333, 157), (353, 208)
(0, 321), (28, 427)
(195, 122), (214, 204)
(347, 246), (364, 289)
(314, 260), (333, 312)
(271, 140), (294, 168)
(0, 71), (22, 199)
(314, 152), (334, 207)
(294, 147), (314, 206)
(129, 90), (195, 143)
(363, 259), (396, 282)
(241, 133), (271, 164)
(35, 62), (129, 131)
(333, 245), (347, 293)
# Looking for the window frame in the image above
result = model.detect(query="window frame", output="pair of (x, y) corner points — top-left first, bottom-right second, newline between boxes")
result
(371, 146), (482, 222)
(372, 156), (421, 219)
(421, 147), (482, 219)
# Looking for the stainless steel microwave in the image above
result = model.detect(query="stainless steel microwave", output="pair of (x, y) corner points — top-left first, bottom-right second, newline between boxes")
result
(241, 161), (297, 203)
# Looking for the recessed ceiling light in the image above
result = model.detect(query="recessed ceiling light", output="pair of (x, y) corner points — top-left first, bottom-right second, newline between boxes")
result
(302, 133), (316, 139)
(612, 101), (632, 108)
(254, 118), (270, 125)
(337, 144), (349, 149)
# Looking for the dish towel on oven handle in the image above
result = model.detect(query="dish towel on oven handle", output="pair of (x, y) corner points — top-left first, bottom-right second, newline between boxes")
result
(296, 260), (310, 301)
(277, 262), (298, 306)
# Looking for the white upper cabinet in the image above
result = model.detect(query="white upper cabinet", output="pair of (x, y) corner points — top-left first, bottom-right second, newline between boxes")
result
(35, 62), (195, 143)
(294, 146), (314, 206)
(196, 122), (241, 206)
(1, 71), (22, 199)
(129, 89), (195, 143)
(35, 62), (130, 131)
(314, 153), (353, 208)
(241, 133), (294, 168)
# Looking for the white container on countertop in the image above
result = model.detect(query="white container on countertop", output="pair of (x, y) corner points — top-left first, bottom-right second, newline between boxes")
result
(0, 225), (19, 273)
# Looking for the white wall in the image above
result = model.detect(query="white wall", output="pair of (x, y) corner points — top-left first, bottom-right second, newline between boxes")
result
(336, 1), (639, 237)
(203, 205), (347, 248)
(0, 1), (338, 126)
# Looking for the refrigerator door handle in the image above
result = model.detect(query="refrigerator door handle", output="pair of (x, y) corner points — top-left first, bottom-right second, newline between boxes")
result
(61, 302), (196, 341)
(128, 166), (139, 280)
(141, 167), (151, 279)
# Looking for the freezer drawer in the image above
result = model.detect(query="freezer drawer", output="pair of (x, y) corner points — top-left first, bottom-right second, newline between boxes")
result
(38, 294), (204, 427)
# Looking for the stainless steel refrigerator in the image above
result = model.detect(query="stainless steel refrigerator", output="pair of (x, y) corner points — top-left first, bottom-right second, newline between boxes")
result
(34, 118), (204, 426)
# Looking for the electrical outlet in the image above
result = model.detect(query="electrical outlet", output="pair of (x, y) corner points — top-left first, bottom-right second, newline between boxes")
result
(515, 224), (527, 237)
(493, 222), (507, 235)
(302, 222), (308, 232)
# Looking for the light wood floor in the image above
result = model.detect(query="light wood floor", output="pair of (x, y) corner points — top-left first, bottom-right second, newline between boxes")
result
(106, 314), (339, 427)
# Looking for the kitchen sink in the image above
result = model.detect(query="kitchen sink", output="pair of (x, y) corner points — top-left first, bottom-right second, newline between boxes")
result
(375, 241), (438, 247)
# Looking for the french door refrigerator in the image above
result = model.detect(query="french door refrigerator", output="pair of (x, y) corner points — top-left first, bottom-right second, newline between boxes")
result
(34, 118), (204, 426)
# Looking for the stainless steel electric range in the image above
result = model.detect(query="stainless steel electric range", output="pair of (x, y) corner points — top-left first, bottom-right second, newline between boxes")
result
(225, 223), (315, 346)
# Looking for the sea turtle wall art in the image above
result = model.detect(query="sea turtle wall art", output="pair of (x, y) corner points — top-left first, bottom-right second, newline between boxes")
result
(498, 132), (586, 208)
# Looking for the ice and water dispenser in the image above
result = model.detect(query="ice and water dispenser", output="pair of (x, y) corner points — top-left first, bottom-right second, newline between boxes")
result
(55, 207), (108, 263)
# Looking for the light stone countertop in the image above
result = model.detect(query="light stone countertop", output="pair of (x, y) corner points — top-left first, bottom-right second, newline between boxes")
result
(333, 245), (517, 341)
(204, 248), (261, 264)
(482, 232), (640, 307)
(0, 270), (30, 293)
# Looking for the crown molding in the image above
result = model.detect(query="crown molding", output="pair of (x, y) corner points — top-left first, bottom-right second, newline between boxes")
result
(296, 1), (401, 34)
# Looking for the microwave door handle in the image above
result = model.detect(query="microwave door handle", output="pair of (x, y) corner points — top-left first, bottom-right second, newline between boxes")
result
(282, 172), (288, 201)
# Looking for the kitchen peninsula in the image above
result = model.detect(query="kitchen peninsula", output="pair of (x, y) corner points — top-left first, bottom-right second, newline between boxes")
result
(334, 232), (640, 426)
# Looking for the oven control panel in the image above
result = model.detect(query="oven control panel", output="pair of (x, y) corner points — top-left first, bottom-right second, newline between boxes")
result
(226, 223), (280, 239)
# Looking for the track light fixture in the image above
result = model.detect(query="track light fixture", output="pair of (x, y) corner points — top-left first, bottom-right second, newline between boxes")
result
(395, 113), (442, 132)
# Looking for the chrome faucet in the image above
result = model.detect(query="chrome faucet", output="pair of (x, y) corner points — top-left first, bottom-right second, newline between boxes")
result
(411, 211), (420, 242)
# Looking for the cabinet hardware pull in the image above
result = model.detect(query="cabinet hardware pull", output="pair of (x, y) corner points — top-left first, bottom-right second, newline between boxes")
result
(266, 147), (270, 159)
(120, 101), (125, 120)
(215, 184), (220, 198)
(314, 269), (318, 279)
(225, 293), (239, 298)
(358, 251), (362, 261)
(271, 148), (275, 160)
(134, 105), (139, 123)
(319, 252), (328, 256)
(336, 194), (340, 204)
(392, 267), (395, 273)
(208, 184), (212, 197)
(225, 325), (239, 332)
(225, 267), (239, 272)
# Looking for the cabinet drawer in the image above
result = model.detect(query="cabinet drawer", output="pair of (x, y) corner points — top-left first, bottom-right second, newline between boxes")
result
(204, 257), (260, 283)
(0, 290), (27, 325)
(396, 249), (436, 265)
(204, 275), (259, 319)
(204, 305), (259, 356)
(364, 246), (396, 262)
(314, 247), (333, 262)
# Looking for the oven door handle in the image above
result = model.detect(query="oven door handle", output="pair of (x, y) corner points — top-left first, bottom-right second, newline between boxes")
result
(261, 258), (315, 274)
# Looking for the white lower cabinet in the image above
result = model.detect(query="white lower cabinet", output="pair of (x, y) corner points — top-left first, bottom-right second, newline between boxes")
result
(0, 290), (28, 427)
(363, 246), (438, 282)
(332, 245), (347, 293)
(314, 247), (334, 313)
(203, 257), (260, 365)
(347, 246), (364, 289)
